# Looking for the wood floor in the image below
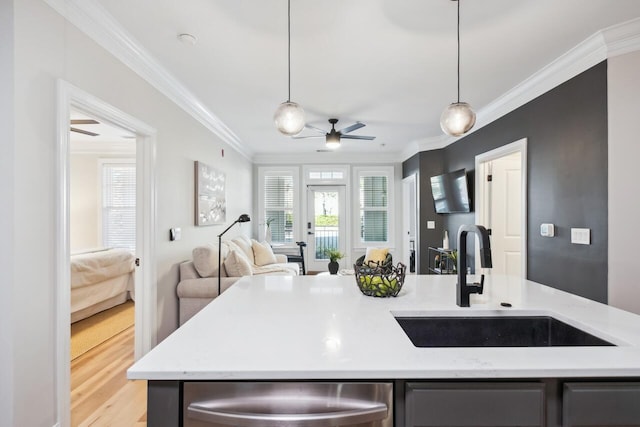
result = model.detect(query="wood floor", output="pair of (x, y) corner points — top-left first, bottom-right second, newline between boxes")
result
(71, 325), (147, 426)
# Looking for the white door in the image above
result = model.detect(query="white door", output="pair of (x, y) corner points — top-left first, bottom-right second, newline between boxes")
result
(486, 152), (522, 277)
(306, 186), (346, 272)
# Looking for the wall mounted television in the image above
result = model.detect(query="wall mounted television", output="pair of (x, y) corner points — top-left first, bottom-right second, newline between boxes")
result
(430, 168), (471, 213)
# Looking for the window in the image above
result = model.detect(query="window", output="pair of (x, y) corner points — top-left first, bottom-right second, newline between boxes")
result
(360, 175), (388, 241)
(354, 167), (394, 246)
(101, 161), (136, 250)
(259, 167), (299, 244)
(309, 171), (344, 180)
(305, 165), (349, 185)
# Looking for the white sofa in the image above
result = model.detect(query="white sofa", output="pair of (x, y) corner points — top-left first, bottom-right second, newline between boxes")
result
(177, 235), (299, 325)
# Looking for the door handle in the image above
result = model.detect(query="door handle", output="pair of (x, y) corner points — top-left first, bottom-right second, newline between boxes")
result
(307, 231), (314, 235)
(187, 399), (388, 427)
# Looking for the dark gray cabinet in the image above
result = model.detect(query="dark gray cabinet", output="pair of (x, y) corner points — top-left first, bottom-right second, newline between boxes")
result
(405, 382), (545, 427)
(563, 382), (640, 426)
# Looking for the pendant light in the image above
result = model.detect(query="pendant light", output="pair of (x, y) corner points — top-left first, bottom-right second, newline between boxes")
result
(274, 0), (305, 136)
(440, 0), (476, 137)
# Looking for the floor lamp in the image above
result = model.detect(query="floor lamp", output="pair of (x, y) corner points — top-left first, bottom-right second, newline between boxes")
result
(218, 214), (251, 296)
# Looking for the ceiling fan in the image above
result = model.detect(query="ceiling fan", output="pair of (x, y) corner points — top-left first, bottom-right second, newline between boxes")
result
(293, 118), (375, 149)
(70, 119), (100, 137)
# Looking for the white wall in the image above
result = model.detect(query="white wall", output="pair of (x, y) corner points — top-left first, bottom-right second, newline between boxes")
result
(608, 51), (640, 315)
(70, 154), (100, 250)
(7, 0), (253, 425)
(69, 153), (136, 251)
(0, 0), (15, 425)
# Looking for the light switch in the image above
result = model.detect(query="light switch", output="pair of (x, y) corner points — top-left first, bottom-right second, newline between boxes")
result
(571, 228), (590, 245)
(170, 227), (182, 241)
(427, 221), (435, 229)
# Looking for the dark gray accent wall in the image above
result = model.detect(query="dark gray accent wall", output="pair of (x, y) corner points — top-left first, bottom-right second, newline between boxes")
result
(403, 62), (608, 302)
(404, 150), (445, 274)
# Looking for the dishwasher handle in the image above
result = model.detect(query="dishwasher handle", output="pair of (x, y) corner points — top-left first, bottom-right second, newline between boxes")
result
(187, 399), (388, 427)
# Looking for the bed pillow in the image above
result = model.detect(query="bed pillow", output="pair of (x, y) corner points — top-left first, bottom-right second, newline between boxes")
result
(364, 247), (389, 265)
(224, 250), (253, 277)
(251, 239), (277, 266)
(192, 244), (220, 278)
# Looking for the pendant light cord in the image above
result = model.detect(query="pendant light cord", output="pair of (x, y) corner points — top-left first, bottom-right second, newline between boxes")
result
(287, 0), (291, 102)
(456, 0), (460, 103)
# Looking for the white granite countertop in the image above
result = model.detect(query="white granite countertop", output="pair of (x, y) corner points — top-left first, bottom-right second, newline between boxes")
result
(128, 274), (640, 380)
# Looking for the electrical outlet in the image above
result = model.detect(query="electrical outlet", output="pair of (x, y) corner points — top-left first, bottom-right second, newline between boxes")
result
(571, 228), (590, 245)
(427, 221), (435, 229)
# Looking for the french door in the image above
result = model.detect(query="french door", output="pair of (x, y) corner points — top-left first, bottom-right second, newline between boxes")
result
(306, 186), (346, 272)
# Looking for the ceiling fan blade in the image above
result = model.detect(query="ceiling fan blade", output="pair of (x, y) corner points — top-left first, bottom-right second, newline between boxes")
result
(70, 119), (100, 125)
(340, 134), (376, 140)
(70, 127), (99, 137)
(292, 135), (324, 139)
(305, 124), (328, 134)
(338, 122), (365, 134)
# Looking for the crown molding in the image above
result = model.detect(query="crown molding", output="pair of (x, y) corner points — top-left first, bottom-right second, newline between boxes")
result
(414, 134), (453, 153)
(253, 150), (404, 165)
(468, 30), (608, 142)
(44, 0), (252, 161)
(43, 0), (640, 165)
(603, 17), (640, 57)
(401, 17), (640, 161)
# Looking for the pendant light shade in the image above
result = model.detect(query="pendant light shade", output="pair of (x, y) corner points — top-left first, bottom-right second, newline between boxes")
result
(274, 101), (305, 135)
(440, 0), (475, 137)
(440, 102), (476, 136)
(274, 0), (305, 136)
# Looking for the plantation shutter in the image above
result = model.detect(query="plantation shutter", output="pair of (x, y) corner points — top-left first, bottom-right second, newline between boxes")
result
(360, 175), (388, 242)
(102, 163), (136, 250)
(264, 174), (294, 243)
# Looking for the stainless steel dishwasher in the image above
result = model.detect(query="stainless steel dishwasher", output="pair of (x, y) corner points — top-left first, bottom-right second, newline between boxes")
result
(183, 382), (393, 427)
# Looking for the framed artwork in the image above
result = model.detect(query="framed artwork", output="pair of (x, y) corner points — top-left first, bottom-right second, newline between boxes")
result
(195, 161), (226, 226)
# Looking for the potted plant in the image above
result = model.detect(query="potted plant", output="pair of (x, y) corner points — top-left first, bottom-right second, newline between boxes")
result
(324, 249), (344, 275)
(448, 249), (458, 273)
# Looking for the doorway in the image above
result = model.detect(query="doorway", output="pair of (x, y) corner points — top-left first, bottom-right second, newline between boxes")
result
(306, 186), (347, 272)
(56, 81), (157, 427)
(475, 138), (527, 278)
(402, 174), (418, 273)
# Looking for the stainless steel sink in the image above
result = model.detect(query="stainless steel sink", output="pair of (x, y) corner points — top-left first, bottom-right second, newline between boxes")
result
(394, 315), (615, 347)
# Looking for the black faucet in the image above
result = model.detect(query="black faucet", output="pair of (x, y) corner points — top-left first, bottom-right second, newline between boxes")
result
(456, 225), (493, 307)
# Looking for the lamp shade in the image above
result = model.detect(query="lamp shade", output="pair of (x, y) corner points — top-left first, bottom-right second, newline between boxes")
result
(325, 133), (340, 149)
(274, 101), (305, 136)
(237, 214), (250, 223)
(440, 102), (476, 137)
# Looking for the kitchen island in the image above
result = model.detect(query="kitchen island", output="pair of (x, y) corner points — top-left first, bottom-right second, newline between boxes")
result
(129, 274), (640, 426)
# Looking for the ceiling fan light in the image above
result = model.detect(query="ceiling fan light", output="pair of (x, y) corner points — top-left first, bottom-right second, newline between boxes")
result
(274, 101), (305, 136)
(440, 102), (476, 137)
(325, 133), (340, 149)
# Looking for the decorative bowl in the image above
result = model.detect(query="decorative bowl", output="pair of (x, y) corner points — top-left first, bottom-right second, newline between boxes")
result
(354, 262), (406, 297)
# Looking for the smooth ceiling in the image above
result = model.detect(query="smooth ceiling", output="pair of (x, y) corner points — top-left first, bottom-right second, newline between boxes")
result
(95, 0), (640, 156)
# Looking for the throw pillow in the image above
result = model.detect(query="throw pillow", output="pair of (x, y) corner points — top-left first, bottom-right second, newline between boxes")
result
(192, 244), (220, 278)
(364, 247), (389, 266)
(224, 250), (253, 277)
(231, 236), (255, 264)
(251, 239), (277, 266)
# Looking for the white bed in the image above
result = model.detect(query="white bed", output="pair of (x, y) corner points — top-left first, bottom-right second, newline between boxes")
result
(70, 248), (135, 323)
